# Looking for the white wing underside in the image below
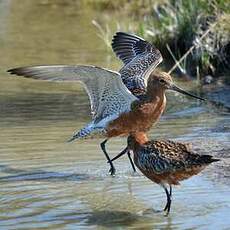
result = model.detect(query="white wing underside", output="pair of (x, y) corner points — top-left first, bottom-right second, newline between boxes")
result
(8, 65), (138, 122)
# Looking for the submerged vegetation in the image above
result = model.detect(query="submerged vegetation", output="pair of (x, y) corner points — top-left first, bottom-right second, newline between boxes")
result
(90, 0), (230, 82)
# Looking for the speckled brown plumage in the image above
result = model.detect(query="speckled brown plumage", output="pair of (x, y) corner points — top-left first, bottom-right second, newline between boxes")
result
(129, 137), (219, 185)
(126, 136), (219, 215)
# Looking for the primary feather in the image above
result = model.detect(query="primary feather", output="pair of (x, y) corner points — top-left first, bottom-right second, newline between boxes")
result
(8, 65), (137, 120)
(8, 65), (138, 140)
(112, 32), (163, 98)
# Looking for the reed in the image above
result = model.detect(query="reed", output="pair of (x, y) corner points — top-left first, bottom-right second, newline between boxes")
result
(141, 0), (230, 78)
(90, 0), (229, 80)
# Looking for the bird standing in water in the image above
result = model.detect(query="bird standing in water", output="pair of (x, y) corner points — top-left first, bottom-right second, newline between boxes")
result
(7, 33), (204, 175)
(113, 136), (219, 215)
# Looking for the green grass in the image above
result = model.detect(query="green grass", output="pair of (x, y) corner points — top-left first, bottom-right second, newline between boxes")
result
(88, 0), (230, 81)
(139, 0), (230, 79)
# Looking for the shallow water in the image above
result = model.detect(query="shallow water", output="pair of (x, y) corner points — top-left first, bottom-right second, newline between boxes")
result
(0, 1), (230, 229)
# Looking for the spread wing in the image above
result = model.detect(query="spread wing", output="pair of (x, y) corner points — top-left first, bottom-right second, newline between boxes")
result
(8, 65), (138, 120)
(112, 32), (163, 97)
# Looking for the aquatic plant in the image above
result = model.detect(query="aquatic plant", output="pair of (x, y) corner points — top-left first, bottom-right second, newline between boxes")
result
(89, 0), (229, 80)
(142, 0), (230, 78)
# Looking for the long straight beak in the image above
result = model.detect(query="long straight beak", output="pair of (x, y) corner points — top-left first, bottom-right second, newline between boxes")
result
(170, 84), (205, 101)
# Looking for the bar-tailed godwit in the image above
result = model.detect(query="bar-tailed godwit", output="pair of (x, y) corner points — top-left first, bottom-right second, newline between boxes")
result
(8, 33), (204, 175)
(112, 136), (219, 215)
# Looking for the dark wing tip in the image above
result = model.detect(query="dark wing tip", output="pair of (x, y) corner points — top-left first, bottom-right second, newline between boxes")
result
(113, 31), (145, 40)
(198, 154), (220, 165)
(207, 156), (220, 163)
(111, 31), (150, 65)
(7, 67), (25, 76)
(7, 68), (16, 74)
(112, 31), (143, 44)
(113, 31), (131, 37)
(212, 158), (220, 163)
(7, 67), (38, 79)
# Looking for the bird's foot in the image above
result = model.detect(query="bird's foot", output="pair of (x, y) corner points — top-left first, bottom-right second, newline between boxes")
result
(163, 199), (171, 216)
(163, 204), (168, 212)
(164, 210), (170, 217)
(131, 171), (139, 177)
(164, 213), (170, 217)
(109, 166), (116, 176)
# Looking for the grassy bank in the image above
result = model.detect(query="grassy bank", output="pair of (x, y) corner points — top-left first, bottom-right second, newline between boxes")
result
(139, 0), (229, 80)
(38, 0), (229, 82)
(90, 0), (229, 83)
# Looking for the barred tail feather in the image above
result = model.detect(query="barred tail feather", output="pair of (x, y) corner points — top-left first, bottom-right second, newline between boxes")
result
(67, 123), (94, 142)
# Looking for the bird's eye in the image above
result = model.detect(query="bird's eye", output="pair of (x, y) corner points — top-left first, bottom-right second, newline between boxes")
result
(159, 79), (166, 84)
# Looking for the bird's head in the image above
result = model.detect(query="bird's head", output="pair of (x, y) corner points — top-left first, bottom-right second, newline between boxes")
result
(147, 71), (205, 100)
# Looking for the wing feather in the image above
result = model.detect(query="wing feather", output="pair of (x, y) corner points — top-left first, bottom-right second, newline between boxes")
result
(112, 32), (163, 98)
(8, 65), (138, 120)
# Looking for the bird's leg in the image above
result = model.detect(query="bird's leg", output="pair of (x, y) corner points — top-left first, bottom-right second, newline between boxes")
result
(163, 185), (172, 213)
(127, 150), (136, 172)
(110, 147), (136, 172)
(100, 139), (116, 176)
(163, 185), (172, 216)
(110, 147), (128, 162)
(169, 185), (172, 197)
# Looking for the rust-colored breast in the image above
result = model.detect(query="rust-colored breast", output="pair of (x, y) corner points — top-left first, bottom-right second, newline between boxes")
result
(139, 166), (206, 185)
(106, 96), (166, 139)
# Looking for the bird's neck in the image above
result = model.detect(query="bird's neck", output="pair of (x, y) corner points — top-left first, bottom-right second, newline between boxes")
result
(134, 87), (166, 129)
(146, 85), (165, 102)
(133, 132), (149, 145)
(128, 134), (147, 149)
(129, 138), (146, 168)
(141, 87), (166, 117)
(128, 136), (144, 159)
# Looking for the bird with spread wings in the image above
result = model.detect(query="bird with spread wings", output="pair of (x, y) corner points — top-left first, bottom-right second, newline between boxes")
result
(8, 32), (163, 175)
